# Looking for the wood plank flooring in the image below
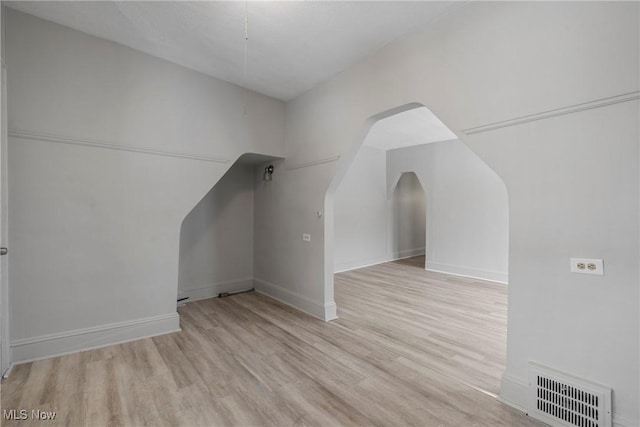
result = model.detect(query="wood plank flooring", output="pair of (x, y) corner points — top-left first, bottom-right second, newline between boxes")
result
(1, 256), (542, 426)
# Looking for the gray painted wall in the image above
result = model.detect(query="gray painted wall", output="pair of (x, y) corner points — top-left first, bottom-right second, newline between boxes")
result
(3, 3), (639, 425)
(334, 140), (507, 284)
(387, 141), (509, 283)
(0, 4), (10, 375)
(333, 145), (389, 271)
(6, 9), (284, 361)
(258, 2), (638, 423)
(253, 157), (329, 318)
(178, 163), (255, 301)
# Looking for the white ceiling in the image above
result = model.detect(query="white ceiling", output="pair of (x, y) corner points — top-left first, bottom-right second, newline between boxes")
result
(364, 107), (457, 151)
(6, 1), (459, 101)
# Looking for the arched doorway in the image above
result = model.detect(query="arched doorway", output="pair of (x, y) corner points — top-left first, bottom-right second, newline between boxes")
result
(389, 171), (427, 267)
(325, 103), (510, 395)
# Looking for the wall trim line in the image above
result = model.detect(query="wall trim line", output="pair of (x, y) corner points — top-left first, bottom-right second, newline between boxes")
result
(10, 312), (180, 364)
(462, 91), (640, 135)
(425, 261), (508, 284)
(178, 278), (254, 302)
(334, 256), (389, 274)
(499, 372), (529, 413)
(8, 128), (230, 163)
(254, 278), (332, 321)
(334, 247), (426, 274)
(324, 302), (338, 321)
(2, 363), (14, 379)
(612, 414), (634, 427)
(286, 155), (340, 171)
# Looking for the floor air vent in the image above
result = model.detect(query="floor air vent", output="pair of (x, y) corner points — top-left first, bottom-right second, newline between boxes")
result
(528, 363), (611, 427)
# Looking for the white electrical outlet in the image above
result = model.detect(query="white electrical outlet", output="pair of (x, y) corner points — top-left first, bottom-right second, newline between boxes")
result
(570, 258), (604, 275)
(303, 234), (311, 242)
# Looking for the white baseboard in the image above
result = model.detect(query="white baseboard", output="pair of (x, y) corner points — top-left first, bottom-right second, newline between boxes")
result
(499, 372), (529, 413)
(613, 415), (635, 427)
(425, 261), (508, 284)
(334, 247), (425, 273)
(178, 278), (254, 302)
(254, 278), (336, 321)
(324, 302), (338, 321)
(334, 255), (389, 273)
(10, 312), (180, 364)
(2, 363), (14, 379)
(394, 247), (426, 259)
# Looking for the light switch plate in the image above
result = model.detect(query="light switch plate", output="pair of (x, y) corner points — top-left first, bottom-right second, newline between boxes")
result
(303, 234), (311, 242)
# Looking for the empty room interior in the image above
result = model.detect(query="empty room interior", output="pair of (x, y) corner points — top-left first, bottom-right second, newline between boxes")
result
(0, 1), (638, 427)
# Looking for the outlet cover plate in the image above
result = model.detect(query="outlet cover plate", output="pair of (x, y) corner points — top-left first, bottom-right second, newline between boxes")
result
(570, 258), (604, 275)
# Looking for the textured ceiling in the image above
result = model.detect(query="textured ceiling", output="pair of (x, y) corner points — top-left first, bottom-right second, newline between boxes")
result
(364, 107), (457, 151)
(6, 1), (460, 101)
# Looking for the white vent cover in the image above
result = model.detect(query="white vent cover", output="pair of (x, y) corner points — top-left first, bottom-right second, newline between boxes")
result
(528, 363), (611, 427)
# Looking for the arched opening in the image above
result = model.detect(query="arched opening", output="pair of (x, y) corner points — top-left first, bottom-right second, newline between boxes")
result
(325, 103), (510, 395)
(389, 172), (427, 267)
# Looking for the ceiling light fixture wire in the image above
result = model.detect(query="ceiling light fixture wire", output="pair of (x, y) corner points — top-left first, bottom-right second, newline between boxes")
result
(242, 0), (249, 116)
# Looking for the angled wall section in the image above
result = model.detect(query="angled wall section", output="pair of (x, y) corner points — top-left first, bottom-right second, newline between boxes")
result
(178, 161), (256, 302)
(6, 8), (284, 362)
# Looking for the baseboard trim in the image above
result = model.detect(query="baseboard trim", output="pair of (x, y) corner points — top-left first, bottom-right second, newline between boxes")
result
(499, 372), (529, 414)
(178, 278), (254, 302)
(2, 363), (14, 379)
(334, 255), (389, 273)
(394, 247), (426, 259)
(324, 302), (338, 321)
(334, 248), (425, 273)
(10, 312), (180, 364)
(425, 261), (508, 284)
(254, 278), (335, 321)
(613, 415), (635, 427)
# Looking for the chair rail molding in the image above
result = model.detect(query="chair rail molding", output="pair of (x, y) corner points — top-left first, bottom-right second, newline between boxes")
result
(8, 128), (231, 163)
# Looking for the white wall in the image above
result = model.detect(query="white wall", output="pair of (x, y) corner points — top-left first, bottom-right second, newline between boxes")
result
(4, 3), (639, 424)
(333, 145), (389, 272)
(253, 157), (332, 320)
(387, 141), (509, 283)
(178, 162), (255, 301)
(256, 2), (638, 425)
(334, 139), (508, 283)
(6, 8), (284, 362)
(0, 4), (10, 376)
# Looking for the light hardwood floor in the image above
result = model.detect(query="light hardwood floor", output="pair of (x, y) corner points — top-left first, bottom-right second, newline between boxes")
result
(1, 256), (542, 426)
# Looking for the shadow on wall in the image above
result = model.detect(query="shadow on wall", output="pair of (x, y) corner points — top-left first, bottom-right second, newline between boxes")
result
(177, 153), (282, 303)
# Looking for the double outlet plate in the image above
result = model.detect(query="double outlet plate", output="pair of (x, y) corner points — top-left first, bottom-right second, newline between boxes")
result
(570, 258), (604, 275)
